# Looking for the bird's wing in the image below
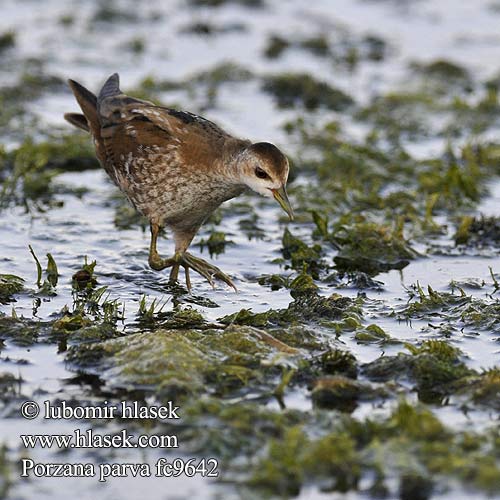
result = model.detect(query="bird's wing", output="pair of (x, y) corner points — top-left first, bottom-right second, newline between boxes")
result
(66, 74), (231, 184)
(96, 74), (230, 171)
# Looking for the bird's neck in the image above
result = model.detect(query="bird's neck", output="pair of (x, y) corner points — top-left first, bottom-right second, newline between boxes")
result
(217, 137), (252, 187)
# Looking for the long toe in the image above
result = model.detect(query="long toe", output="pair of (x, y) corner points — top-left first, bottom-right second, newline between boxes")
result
(182, 253), (237, 292)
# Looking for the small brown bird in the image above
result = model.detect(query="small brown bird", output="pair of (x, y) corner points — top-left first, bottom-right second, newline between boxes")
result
(65, 73), (293, 290)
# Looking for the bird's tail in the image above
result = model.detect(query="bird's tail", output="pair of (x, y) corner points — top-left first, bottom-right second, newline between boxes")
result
(98, 73), (121, 104)
(66, 79), (100, 137)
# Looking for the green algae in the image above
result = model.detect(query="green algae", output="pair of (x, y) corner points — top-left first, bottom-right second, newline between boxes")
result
(331, 221), (418, 275)
(264, 34), (330, 59)
(263, 73), (354, 111)
(197, 231), (231, 257)
(455, 215), (500, 247)
(220, 285), (362, 329)
(0, 444), (12, 500)
(0, 134), (97, 209)
(0, 275), (24, 304)
(0, 32), (15, 53)
(67, 325), (299, 398)
(362, 340), (476, 404)
(180, 21), (246, 36)
(243, 400), (500, 497)
(189, 0), (263, 7)
(281, 228), (326, 277)
(0, 314), (50, 346)
(410, 59), (472, 91)
(311, 376), (380, 412)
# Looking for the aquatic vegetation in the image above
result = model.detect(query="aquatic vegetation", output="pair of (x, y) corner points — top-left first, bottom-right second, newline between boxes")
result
(180, 21), (246, 36)
(67, 326), (298, 398)
(0, 444), (12, 499)
(244, 401), (500, 497)
(410, 59), (472, 91)
(0, 275), (24, 304)
(0, 134), (96, 209)
(281, 228), (326, 277)
(0, 31), (15, 53)
(263, 73), (355, 111)
(72, 258), (98, 291)
(331, 221), (418, 274)
(197, 231), (231, 257)
(455, 215), (500, 247)
(188, 0), (264, 7)
(0, 313), (50, 346)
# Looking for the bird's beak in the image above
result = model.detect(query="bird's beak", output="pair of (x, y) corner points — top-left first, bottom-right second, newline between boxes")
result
(272, 186), (294, 221)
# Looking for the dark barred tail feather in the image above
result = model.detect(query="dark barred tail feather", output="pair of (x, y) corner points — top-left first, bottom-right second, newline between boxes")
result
(98, 73), (121, 104)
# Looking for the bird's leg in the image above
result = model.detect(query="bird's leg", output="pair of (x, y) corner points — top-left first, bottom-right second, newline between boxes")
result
(148, 224), (236, 291)
(148, 223), (177, 271)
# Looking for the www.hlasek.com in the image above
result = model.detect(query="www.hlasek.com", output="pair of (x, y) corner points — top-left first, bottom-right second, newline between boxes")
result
(19, 400), (219, 482)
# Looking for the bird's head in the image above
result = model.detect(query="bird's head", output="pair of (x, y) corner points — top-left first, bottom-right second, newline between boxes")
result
(237, 142), (293, 220)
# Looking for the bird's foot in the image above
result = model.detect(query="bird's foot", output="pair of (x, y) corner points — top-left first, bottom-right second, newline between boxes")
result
(149, 252), (237, 292)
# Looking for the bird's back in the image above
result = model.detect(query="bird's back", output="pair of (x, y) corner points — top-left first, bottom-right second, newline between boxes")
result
(66, 74), (247, 227)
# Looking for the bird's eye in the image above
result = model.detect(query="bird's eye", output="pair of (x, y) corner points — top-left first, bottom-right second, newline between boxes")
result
(255, 167), (269, 179)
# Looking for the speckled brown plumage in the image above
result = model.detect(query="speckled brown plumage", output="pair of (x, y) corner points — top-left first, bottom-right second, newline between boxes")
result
(65, 73), (293, 290)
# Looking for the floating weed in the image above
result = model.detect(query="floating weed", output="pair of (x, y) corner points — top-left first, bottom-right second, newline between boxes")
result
(471, 368), (500, 409)
(454, 215), (500, 248)
(67, 326), (297, 399)
(197, 231), (231, 257)
(281, 228), (326, 278)
(262, 73), (354, 111)
(0, 275), (24, 304)
(241, 399), (500, 497)
(354, 324), (394, 344)
(311, 376), (378, 412)
(220, 285), (362, 331)
(400, 283), (471, 318)
(28, 245), (58, 295)
(405, 339), (463, 361)
(0, 134), (96, 209)
(0, 312), (53, 346)
(72, 257), (97, 291)
(257, 274), (290, 291)
(331, 220), (418, 275)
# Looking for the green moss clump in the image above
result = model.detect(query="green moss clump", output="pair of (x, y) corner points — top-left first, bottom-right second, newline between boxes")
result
(92, 3), (139, 23)
(188, 0), (263, 7)
(263, 73), (354, 111)
(263, 35), (290, 59)
(0, 31), (15, 52)
(319, 349), (358, 377)
(354, 324), (392, 343)
(67, 326), (298, 398)
(311, 376), (366, 412)
(282, 228), (325, 277)
(471, 368), (500, 409)
(0, 314), (48, 346)
(0, 275), (24, 304)
(400, 284), (471, 318)
(454, 215), (500, 247)
(412, 59), (471, 84)
(198, 231), (230, 257)
(332, 221), (417, 275)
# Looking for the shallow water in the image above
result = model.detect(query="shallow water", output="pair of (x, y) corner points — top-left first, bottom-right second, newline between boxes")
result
(1, 1), (500, 499)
